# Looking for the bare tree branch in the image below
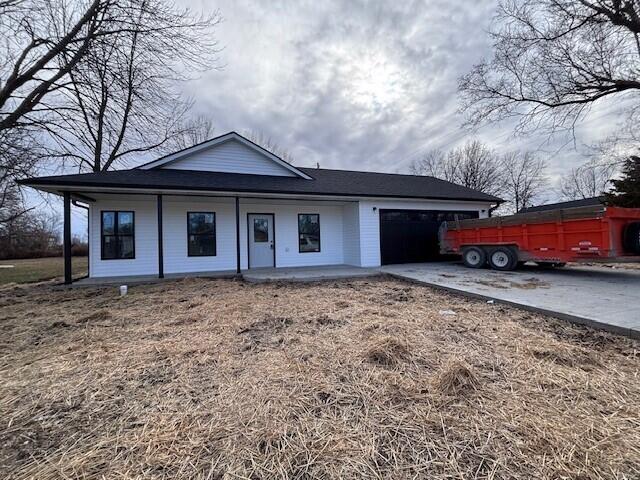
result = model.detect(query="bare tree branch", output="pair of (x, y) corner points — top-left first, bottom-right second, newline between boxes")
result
(459, 0), (640, 139)
(560, 158), (616, 198)
(408, 140), (505, 197)
(501, 151), (548, 212)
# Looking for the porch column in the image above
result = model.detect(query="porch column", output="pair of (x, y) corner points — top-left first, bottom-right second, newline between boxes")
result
(157, 194), (164, 278)
(63, 191), (72, 285)
(235, 196), (241, 274)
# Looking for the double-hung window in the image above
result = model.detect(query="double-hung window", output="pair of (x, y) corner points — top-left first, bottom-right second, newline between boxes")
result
(188, 212), (216, 256)
(101, 211), (135, 260)
(298, 214), (320, 253)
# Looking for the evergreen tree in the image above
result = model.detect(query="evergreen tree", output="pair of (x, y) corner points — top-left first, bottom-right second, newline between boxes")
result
(605, 156), (640, 208)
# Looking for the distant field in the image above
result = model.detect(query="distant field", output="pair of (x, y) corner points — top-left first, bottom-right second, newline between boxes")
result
(0, 257), (88, 285)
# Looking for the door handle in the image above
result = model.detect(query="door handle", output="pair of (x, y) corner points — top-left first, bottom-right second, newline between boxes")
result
(270, 242), (274, 250)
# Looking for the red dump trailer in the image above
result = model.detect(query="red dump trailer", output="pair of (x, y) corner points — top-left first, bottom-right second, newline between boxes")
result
(440, 205), (640, 271)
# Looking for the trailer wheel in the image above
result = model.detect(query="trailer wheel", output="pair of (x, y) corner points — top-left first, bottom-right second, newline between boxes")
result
(488, 247), (518, 271)
(623, 222), (640, 254)
(462, 246), (486, 268)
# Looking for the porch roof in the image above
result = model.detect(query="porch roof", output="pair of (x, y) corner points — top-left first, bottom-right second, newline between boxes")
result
(19, 167), (502, 203)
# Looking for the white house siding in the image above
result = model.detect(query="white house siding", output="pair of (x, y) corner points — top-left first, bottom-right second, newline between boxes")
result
(162, 197), (237, 274)
(342, 202), (361, 266)
(160, 139), (296, 176)
(89, 195), (354, 278)
(357, 199), (493, 267)
(87, 194), (493, 278)
(89, 195), (158, 278)
(238, 200), (346, 269)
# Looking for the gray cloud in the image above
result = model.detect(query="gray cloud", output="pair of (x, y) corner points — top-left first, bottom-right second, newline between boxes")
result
(182, 0), (624, 185)
(53, 0), (626, 236)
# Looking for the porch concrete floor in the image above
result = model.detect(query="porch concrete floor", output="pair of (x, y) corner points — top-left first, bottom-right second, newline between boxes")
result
(242, 265), (380, 283)
(72, 270), (237, 287)
(71, 265), (379, 286)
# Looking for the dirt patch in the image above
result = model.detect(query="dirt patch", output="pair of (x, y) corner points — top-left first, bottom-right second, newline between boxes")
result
(512, 277), (551, 289)
(365, 336), (411, 366)
(470, 277), (550, 290)
(0, 277), (639, 479)
(574, 262), (640, 271)
(237, 314), (294, 351)
(77, 309), (111, 324)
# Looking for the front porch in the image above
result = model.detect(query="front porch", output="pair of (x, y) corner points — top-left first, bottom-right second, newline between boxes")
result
(61, 191), (364, 284)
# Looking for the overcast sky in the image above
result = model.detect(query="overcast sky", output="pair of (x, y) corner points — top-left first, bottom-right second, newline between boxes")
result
(66, 0), (624, 234)
(180, 0), (620, 181)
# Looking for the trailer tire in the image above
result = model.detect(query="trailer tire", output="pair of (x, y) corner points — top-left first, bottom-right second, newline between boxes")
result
(462, 246), (486, 268)
(488, 247), (518, 271)
(623, 222), (640, 254)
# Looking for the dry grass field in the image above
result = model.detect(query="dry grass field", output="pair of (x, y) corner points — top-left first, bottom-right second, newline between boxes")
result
(0, 257), (88, 285)
(1, 276), (639, 479)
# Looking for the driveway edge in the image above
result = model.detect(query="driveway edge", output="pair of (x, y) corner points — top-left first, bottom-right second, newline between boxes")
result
(383, 272), (640, 340)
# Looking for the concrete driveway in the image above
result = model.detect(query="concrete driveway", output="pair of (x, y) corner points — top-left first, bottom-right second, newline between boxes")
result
(381, 262), (640, 338)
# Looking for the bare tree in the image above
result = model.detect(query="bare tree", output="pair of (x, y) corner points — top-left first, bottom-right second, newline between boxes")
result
(501, 151), (548, 212)
(1, 0), (220, 177)
(560, 159), (616, 199)
(408, 149), (446, 177)
(0, 0), (109, 133)
(47, 0), (220, 172)
(169, 115), (215, 151)
(244, 130), (295, 163)
(410, 140), (504, 196)
(0, 206), (61, 259)
(459, 0), (640, 137)
(0, 129), (43, 223)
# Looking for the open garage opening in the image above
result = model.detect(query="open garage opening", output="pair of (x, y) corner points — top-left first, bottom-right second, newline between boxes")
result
(379, 209), (479, 265)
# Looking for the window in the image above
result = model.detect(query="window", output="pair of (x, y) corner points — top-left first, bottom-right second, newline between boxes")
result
(188, 212), (216, 256)
(101, 211), (135, 260)
(298, 214), (320, 253)
(253, 218), (269, 242)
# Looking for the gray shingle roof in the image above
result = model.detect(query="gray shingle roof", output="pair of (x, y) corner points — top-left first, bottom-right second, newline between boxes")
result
(20, 167), (502, 203)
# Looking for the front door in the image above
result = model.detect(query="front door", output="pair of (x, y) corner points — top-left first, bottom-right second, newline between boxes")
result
(248, 214), (275, 268)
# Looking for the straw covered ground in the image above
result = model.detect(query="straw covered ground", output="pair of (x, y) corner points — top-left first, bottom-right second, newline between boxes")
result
(1, 276), (639, 479)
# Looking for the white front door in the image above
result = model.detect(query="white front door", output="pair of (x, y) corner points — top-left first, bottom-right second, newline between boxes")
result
(248, 214), (274, 268)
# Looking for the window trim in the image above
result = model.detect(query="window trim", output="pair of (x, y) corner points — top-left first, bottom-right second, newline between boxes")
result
(298, 213), (321, 253)
(100, 210), (135, 260)
(187, 211), (217, 257)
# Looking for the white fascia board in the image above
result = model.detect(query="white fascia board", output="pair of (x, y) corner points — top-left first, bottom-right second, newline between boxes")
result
(28, 184), (497, 208)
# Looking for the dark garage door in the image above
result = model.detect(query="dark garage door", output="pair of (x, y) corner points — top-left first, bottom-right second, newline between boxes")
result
(379, 209), (479, 265)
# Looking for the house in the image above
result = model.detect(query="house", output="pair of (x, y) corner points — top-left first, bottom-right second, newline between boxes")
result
(20, 132), (501, 283)
(518, 196), (604, 214)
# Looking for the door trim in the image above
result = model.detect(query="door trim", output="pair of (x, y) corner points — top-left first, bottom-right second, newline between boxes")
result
(247, 213), (276, 269)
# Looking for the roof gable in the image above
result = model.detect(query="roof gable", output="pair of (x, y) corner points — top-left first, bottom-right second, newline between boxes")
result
(138, 132), (312, 179)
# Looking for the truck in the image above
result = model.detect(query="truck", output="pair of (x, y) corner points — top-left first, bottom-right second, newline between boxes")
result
(439, 205), (640, 271)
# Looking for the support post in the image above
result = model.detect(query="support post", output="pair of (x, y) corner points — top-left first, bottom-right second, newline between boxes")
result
(157, 194), (164, 278)
(235, 196), (241, 274)
(63, 191), (72, 285)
